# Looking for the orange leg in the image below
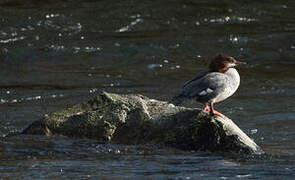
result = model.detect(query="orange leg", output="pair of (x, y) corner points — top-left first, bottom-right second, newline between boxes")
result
(203, 103), (210, 112)
(209, 102), (225, 118)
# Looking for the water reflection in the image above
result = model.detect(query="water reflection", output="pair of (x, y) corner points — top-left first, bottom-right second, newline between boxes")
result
(1, 135), (294, 179)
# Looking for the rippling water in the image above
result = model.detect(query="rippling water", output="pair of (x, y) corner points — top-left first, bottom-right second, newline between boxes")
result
(1, 0), (295, 179)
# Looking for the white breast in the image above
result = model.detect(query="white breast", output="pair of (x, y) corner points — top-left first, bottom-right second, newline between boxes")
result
(214, 68), (240, 103)
(225, 68), (240, 92)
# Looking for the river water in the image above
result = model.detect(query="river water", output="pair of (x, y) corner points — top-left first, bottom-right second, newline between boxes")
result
(1, 0), (295, 179)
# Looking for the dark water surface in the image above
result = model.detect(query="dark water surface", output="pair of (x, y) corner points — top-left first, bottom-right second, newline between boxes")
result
(1, 0), (295, 179)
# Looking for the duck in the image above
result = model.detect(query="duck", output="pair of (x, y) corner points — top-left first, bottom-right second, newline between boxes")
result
(169, 54), (246, 118)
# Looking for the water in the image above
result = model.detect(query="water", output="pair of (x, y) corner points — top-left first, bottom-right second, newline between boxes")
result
(1, 0), (295, 179)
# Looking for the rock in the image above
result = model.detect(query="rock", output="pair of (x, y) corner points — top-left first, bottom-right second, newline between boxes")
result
(22, 91), (264, 154)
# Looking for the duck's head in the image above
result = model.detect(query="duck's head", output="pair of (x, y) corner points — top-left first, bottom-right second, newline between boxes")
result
(209, 54), (246, 73)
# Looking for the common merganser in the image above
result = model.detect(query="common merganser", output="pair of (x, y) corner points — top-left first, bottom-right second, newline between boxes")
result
(170, 54), (246, 118)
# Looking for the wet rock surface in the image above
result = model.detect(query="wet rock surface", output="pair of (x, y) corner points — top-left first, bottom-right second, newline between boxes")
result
(21, 91), (264, 154)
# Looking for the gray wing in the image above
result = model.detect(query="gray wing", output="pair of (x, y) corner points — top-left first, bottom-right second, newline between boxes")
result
(180, 72), (228, 102)
(169, 71), (209, 105)
(182, 71), (209, 88)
